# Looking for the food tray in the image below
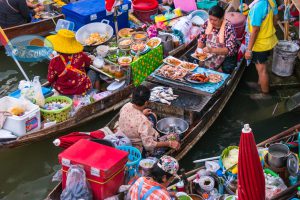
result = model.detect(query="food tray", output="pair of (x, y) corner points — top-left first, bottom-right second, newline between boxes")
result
(191, 52), (213, 62)
(163, 56), (183, 67)
(154, 72), (190, 85)
(180, 61), (198, 71)
(184, 73), (209, 84)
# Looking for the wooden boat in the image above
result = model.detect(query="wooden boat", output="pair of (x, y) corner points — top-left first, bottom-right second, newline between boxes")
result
(164, 124), (300, 200)
(46, 37), (247, 199)
(3, 14), (64, 40)
(0, 37), (199, 150)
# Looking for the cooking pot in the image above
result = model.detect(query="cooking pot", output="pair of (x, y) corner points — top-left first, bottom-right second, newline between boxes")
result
(156, 117), (189, 135)
(267, 143), (290, 168)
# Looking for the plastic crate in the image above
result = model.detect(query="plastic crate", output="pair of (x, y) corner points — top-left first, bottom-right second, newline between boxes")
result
(62, 0), (131, 31)
(197, 0), (218, 10)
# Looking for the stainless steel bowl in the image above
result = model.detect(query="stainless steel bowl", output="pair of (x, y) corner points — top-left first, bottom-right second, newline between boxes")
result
(156, 117), (189, 135)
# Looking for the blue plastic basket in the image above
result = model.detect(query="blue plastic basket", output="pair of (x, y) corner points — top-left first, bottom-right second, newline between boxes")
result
(117, 146), (142, 178)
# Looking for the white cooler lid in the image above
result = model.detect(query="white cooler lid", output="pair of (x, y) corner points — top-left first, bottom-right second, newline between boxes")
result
(0, 129), (17, 139)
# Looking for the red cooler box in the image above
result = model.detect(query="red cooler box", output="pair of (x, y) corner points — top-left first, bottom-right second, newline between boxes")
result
(59, 139), (128, 200)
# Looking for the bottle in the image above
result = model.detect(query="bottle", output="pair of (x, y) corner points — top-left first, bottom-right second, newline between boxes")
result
(297, 186), (300, 198)
(180, 168), (189, 193)
(176, 181), (185, 192)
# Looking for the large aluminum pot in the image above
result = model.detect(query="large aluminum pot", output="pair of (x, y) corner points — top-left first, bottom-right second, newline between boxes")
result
(156, 117), (189, 135)
(267, 143), (290, 168)
(75, 20), (113, 46)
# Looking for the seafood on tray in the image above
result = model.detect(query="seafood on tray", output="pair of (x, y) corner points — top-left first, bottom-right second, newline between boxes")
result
(208, 74), (223, 83)
(163, 56), (182, 67)
(186, 73), (209, 83)
(180, 61), (198, 71)
(150, 86), (178, 105)
(85, 32), (108, 45)
(194, 51), (209, 61)
(157, 65), (189, 81)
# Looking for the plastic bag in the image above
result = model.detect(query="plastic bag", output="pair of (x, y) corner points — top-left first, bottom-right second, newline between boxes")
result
(19, 76), (45, 107)
(265, 173), (287, 200)
(104, 132), (132, 147)
(72, 95), (91, 115)
(52, 170), (62, 182)
(61, 165), (93, 200)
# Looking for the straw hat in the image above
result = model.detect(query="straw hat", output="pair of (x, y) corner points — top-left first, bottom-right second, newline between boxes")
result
(46, 29), (83, 54)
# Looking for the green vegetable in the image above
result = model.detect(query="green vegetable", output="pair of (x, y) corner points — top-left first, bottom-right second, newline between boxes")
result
(221, 146), (239, 160)
(264, 168), (279, 177)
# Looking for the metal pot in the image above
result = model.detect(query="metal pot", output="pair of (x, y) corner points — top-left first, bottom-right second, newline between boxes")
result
(156, 117), (189, 135)
(267, 143), (290, 168)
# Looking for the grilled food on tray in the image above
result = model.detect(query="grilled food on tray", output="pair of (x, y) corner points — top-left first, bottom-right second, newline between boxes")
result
(180, 62), (197, 71)
(208, 74), (222, 83)
(195, 51), (208, 61)
(165, 57), (182, 67)
(157, 65), (189, 80)
(190, 73), (209, 83)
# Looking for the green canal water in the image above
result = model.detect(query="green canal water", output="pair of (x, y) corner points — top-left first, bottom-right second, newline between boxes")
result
(0, 49), (299, 200)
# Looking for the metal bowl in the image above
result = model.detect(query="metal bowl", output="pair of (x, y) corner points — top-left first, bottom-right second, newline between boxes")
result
(156, 117), (189, 135)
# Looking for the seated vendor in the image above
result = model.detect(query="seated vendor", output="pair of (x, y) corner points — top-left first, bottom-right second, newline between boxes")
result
(46, 29), (100, 96)
(0, 0), (44, 28)
(118, 86), (180, 156)
(129, 155), (179, 200)
(198, 5), (238, 74)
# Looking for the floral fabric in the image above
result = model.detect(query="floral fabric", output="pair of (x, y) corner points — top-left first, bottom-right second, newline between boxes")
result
(47, 52), (92, 95)
(157, 155), (179, 176)
(118, 103), (159, 152)
(199, 20), (238, 56)
(131, 45), (163, 86)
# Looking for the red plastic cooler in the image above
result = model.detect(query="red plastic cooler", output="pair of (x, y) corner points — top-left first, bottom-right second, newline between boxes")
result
(59, 139), (128, 200)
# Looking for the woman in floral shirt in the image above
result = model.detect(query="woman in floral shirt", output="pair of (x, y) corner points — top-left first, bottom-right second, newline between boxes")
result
(198, 5), (238, 74)
(118, 86), (180, 156)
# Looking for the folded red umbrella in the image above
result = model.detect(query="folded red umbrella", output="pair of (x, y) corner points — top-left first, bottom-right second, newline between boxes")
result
(238, 124), (265, 200)
(53, 130), (105, 149)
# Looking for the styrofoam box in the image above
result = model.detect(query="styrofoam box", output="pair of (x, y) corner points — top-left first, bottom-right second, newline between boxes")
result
(0, 96), (41, 137)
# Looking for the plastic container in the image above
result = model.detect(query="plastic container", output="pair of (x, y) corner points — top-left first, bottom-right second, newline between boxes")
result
(225, 12), (247, 41)
(174, 0), (197, 12)
(62, 0), (131, 31)
(117, 146), (142, 178)
(132, 0), (158, 23)
(59, 139), (128, 200)
(40, 96), (73, 123)
(197, 0), (218, 10)
(55, 19), (75, 32)
(0, 96), (41, 137)
(272, 41), (300, 77)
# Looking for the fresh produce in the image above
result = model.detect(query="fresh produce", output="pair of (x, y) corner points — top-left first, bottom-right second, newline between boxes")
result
(221, 146), (239, 170)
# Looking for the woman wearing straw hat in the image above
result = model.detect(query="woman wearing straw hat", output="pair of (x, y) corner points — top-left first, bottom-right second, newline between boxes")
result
(46, 29), (99, 96)
(129, 155), (179, 200)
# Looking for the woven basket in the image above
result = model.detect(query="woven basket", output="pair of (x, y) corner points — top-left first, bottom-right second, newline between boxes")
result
(40, 96), (72, 123)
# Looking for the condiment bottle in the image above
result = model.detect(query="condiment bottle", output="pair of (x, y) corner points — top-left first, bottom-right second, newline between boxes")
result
(176, 181), (185, 192)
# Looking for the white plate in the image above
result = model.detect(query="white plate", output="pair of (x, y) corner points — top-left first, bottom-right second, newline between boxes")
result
(163, 56), (182, 67)
(107, 80), (126, 91)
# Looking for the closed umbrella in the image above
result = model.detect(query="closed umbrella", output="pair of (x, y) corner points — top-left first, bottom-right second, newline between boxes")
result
(53, 130), (105, 149)
(238, 124), (265, 200)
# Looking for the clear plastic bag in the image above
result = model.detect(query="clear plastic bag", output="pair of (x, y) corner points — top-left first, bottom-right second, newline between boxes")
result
(61, 165), (93, 200)
(104, 132), (132, 147)
(52, 170), (62, 182)
(265, 173), (287, 200)
(72, 95), (91, 114)
(19, 76), (45, 107)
